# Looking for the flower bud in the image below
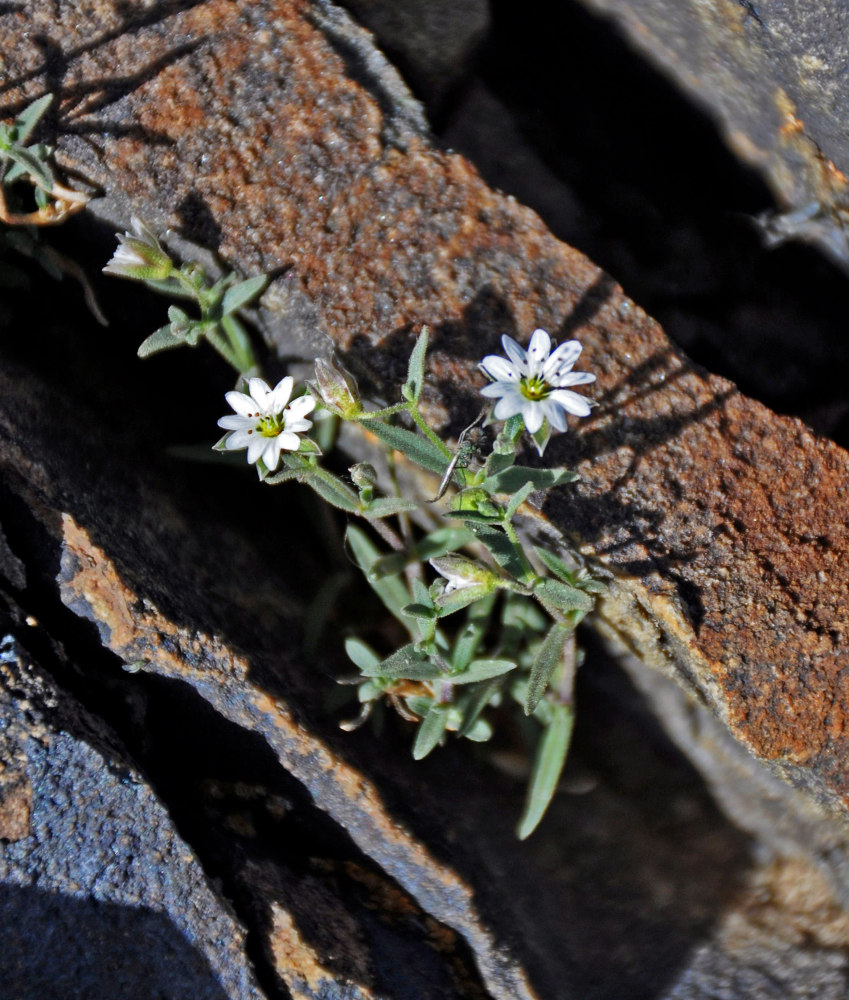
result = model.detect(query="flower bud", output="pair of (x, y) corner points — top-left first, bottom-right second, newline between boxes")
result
(103, 217), (174, 281)
(313, 356), (362, 418)
(349, 462), (378, 489)
(429, 555), (501, 594)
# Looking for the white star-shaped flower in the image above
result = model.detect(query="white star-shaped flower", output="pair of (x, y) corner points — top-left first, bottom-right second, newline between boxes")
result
(217, 376), (316, 471)
(479, 329), (596, 435)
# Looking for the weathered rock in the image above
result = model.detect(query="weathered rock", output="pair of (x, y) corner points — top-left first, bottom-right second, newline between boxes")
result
(0, 633), (266, 1000)
(337, 0), (490, 115)
(3, 0), (849, 994)
(573, 0), (849, 270)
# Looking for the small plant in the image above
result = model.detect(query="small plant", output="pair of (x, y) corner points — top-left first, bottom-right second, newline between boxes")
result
(105, 224), (605, 838)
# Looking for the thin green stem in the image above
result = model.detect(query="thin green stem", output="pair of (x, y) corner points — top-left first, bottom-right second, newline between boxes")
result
(355, 402), (409, 421)
(205, 325), (243, 372)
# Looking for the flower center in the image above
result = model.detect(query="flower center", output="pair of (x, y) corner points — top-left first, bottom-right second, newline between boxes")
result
(256, 413), (285, 438)
(519, 376), (550, 401)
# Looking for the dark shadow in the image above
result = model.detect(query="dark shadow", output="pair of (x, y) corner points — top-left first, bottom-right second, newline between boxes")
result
(0, 884), (235, 1000)
(177, 190), (225, 254)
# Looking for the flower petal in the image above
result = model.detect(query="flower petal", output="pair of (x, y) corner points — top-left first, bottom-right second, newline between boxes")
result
(225, 429), (254, 450)
(225, 390), (257, 417)
(493, 392), (527, 420)
(543, 340), (582, 379)
(526, 329), (551, 376)
(286, 394), (316, 420)
(548, 389), (592, 417)
(246, 435), (267, 464)
(480, 355), (519, 382)
(248, 377), (272, 410)
(501, 335), (528, 372)
(522, 401), (545, 433)
(480, 382), (512, 398)
(276, 431), (302, 452)
(542, 397), (568, 432)
(217, 414), (256, 430)
(263, 436), (284, 471)
(269, 376), (294, 413)
(554, 370), (596, 387)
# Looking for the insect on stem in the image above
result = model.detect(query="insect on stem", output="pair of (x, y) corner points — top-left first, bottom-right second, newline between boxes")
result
(429, 407), (487, 503)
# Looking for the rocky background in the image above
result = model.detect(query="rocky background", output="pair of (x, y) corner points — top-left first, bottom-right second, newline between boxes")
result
(2, 1), (849, 997)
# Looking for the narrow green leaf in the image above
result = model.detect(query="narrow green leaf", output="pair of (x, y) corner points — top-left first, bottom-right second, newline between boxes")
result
(413, 703), (449, 759)
(138, 324), (185, 358)
(469, 523), (526, 580)
(263, 467), (305, 485)
(465, 717), (493, 742)
(484, 465), (580, 495)
(346, 525), (411, 624)
(303, 472), (362, 513)
(534, 546), (577, 584)
(484, 449), (515, 478)
(365, 420), (449, 477)
(533, 578), (594, 616)
(401, 603), (437, 623)
(517, 704), (573, 839)
(503, 481), (535, 523)
(6, 145), (53, 189)
(13, 94), (53, 144)
(457, 678), (502, 738)
(221, 274), (268, 315)
(402, 326), (429, 402)
(453, 658), (516, 684)
(344, 637), (381, 673)
(526, 622), (572, 714)
(361, 642), (443, 680)
(364, 497), (418, 519)
(404, 695), (435, 717)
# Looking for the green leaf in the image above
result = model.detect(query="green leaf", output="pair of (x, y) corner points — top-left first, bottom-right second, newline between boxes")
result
(517, 703), (573, 839)
(453, 658), (516, 684)
(484, 465), (580, 495)
(221, 274), (268, 315)
(13, 94), (53, 145)
(360, 642), (443, 680)
(6, 145), (53, 189)
(465, 717), (493, 742)
(457, 678), (502, 738)
(413, 703), (449, 760)
(365, 420), (449, 477)
(503, 481), (535, 523)
(525, 622), (572, 714)
(346, 525), (411, 624)
(138, 324), (186, 358)
(469, 523), (526, 581)
(364, 497), (418, 519)
(533, 578), (594, 616)
(301, 472), (362, 513)
(404, 695), (435, 718)
(444, 509), (504, 525)
(401, 603), (437, 623)
(401, 326), (429, 402)
(344, 637), (382, 673)
(534, 546), (577, 584)
(484, 449), (515, 478)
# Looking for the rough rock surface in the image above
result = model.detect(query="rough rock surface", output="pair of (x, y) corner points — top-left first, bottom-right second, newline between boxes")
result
(3, 0), (849, 996)
(0, 633), (265, 1000)
(576, 0), (849, 270)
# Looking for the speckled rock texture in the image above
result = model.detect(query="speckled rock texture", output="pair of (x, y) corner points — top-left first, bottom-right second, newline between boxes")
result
(576, 0), (849, 270)
(0, 635), (265, 1000)
(3, 0), (849, 996)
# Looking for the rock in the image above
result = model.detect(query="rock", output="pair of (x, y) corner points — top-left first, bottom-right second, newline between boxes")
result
(0, 634), (266, 1000)
(572, 0), (849, 272)
(337, 0), (490, 115)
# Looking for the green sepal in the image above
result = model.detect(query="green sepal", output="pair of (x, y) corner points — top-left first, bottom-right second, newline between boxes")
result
(525, 622), (572, 714)
(137, 323), (186, 358)
(221, 274), (268, 315)
(517, 703), (574, 839)
(433, 584), (492, 617)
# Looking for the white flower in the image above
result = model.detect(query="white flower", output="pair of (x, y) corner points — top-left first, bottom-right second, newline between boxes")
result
(103, 217), (173, 280)
(479, 329), (596, 435)
(217, 376), (316, 471)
